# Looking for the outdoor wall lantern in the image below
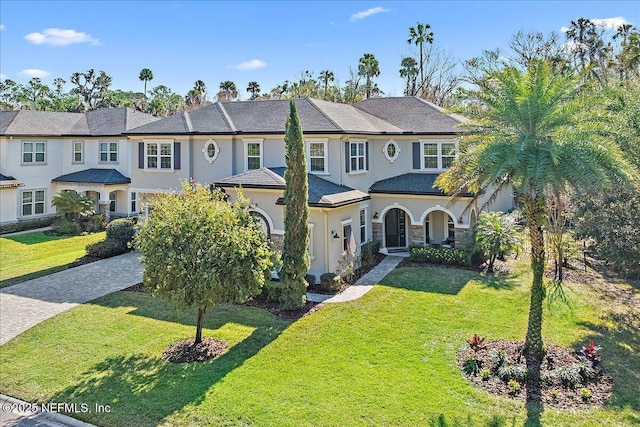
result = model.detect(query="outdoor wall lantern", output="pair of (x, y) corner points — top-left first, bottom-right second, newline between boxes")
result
(331, 230), (340, 239)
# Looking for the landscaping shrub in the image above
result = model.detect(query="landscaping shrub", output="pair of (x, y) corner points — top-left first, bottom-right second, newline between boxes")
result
(261, 281), (283, 302)
(106, 217), (137, 245)
(360, 241), (381, 266)
(82, 214), (106, 233)
(409, 246), (471, 266)
(86, 239), (128, 259)
(305, 273), (316, 286)
(319, 272), (340, 292)
(51, 217), (81, 235)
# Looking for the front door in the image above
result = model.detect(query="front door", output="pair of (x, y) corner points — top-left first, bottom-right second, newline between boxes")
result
(385, 208), (406, 248)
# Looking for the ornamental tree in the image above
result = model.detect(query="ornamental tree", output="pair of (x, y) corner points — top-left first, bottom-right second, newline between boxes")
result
(135, 182), (273, 345)
(279, 100), (310, 310)
(474, 211), (521, 272)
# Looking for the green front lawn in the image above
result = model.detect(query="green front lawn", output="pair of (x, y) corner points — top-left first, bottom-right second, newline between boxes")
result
(0, 261), (638, 426)
(0, 231), (105, 287)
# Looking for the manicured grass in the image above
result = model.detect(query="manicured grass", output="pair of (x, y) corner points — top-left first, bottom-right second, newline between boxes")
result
(0, 231), (105, 287)
(0, 261), (638, 426)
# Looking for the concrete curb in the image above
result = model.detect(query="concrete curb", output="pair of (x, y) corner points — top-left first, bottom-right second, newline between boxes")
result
(1, 394), (96, 427)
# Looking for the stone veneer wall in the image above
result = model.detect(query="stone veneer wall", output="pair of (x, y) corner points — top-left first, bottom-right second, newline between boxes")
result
(0, 215), (56, 234)
(410, 225), (424, 246)
(270, 233), (284, 252)
(372, 223), (383, 244)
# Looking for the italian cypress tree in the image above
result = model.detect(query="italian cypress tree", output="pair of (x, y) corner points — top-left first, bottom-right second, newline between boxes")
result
(280, 100), (310, 310)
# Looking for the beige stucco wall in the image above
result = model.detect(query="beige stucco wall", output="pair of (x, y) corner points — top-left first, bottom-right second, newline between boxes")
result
(129, 137), (190, 194)
(0, 188), (19, 223)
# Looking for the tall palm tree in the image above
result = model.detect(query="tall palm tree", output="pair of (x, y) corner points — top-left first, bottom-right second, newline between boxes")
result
(407, 22), (434, 95)
(436, 60), (633, 366)
(218, 80), (238, 101)
(194, 80), (207, 101)
(138, 68), (153, 97)
(319, 70), (334, 99)
(246, 81), (260, 100)
(357, 53), (380, 99)
(399, 57), (419, 96)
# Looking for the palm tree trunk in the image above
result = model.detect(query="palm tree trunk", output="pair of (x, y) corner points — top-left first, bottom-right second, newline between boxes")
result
(523, 197), (547, 359)
(194, 305), (208, 345)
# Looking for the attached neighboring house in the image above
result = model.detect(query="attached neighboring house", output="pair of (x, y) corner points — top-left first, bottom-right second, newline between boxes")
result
(0, 108), (158, 230)
(0, 97), (513, 278)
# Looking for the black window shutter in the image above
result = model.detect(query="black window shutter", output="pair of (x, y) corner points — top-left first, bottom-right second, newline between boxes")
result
(345, 141), (350, 173)
(174, 142), (181, 170)
(412, 142), (421, 169)
(138, 142), (144, 169)
(365, 141), (369, 171)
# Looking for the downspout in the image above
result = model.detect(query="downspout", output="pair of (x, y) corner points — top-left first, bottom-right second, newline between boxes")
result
(323, 208), (330, 273)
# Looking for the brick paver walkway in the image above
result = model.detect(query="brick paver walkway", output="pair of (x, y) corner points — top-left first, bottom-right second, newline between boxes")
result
(0, 251), (142, 346)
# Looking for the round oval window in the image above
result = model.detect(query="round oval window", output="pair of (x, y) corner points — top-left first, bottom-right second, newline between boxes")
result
(386, 144), (396, 158)
(207, 143), (216, 158)
(202, 139), (219, 163)
(383, 140), (400, 162)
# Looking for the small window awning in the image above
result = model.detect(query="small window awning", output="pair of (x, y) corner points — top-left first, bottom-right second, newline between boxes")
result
(52, 168), (131, 185)
(0, 174), (24, 188)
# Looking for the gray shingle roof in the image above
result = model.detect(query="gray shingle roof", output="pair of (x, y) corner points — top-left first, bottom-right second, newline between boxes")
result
(0, 173), (24, 188)
(127, 97), (457, 135)
(221, 99), (341, 133)
(369, 173), (472, 197)
(128, 103), (235, 134)
(354, 97), (462, 134)
(51, 168), (131, 184)
(0, 108), (158, 136)
(214, 167), (369, 208)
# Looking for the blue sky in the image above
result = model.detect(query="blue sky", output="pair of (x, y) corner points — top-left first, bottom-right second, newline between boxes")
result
(1, 1), (638, 99)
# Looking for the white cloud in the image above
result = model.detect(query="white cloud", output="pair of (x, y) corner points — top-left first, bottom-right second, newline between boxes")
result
(0, 24), (5, 31)
(561, 17), (631, 33)
(0, 73), (7, 81)
(24, 28), (100, 46)
(18, 69), (51, 78)
(592, 17), (631, 30)
(349, 7), (391, 22)
(230, 59), (267, 71)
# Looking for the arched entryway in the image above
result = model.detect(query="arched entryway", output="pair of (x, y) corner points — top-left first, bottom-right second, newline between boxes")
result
(384, 208), (408, 249)
(424, 210), (456, 247)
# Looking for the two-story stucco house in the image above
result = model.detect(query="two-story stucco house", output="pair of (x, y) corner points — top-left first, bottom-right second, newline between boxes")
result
(0, 108), (158, 228)
(0, 97), (513, 279)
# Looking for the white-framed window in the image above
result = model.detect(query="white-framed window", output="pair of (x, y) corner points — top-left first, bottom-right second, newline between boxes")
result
(202, 139), (220, 163)
(308, 223), (315, 260)
(146, 142), (173, 169)
(359, 209), (367, 244)
(109, 191), (117, 212)
(383, 139), (400, 163)
(421, 140), (457, 170)
(341, 219), (353, 253)
(349, 140), (367, 172)
(73, 141), (84, 163)
(130, 192), (138, 213)
(21, 189), (45, 217)
(244, 139), (263, 171)
(307, 139), (328, 173)
(100, 142), (118, 162)
(22, 141), (46, 164)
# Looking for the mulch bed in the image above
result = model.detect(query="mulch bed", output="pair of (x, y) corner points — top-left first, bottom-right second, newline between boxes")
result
(68, 255), (102, 268)
(162, 337), (228, 363)
(122, 282), (145, 292)
(457, 339), (612, 409)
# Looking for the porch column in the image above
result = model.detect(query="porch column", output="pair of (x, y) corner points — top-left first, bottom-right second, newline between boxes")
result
(410, 225), (424, 246)
(99, 199), (111, 221)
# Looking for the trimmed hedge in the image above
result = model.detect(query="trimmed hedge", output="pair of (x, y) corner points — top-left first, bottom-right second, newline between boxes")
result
(361, 241), (381, 266)
(409, 246), (471, 267)
(305, 273), (316, 286)
(106, 218), (136, 244)
(86, 239), (128, 259)
(319, 272), (341, 292)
